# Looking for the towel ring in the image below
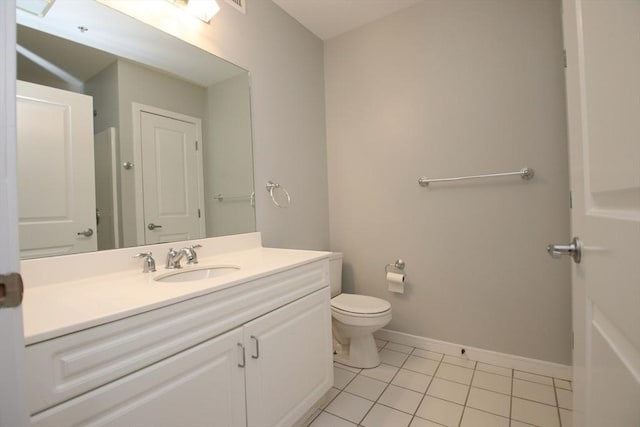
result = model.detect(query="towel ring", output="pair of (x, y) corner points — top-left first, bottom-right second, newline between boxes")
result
(266, 181), (291, 208)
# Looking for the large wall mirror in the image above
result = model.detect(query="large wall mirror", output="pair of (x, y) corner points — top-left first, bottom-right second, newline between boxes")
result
(16, 0), (256, 259)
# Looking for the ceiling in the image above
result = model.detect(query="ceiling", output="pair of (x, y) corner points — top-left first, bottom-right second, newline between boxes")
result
(271, 0), (423, 41)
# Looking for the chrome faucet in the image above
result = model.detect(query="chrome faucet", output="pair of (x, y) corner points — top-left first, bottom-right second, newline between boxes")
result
(165, 244), (202, 269)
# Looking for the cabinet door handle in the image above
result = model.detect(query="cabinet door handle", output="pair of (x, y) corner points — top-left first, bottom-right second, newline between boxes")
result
(237, 343), (245, 368)
(251, 335), (260, 359)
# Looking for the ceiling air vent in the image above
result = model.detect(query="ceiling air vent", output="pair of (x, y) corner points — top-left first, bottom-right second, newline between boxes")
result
(224, 0), (246, 14)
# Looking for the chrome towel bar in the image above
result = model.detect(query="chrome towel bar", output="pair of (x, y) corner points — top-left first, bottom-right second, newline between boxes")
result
(418, 167), (534, 187)
(213, 192), (255, 206)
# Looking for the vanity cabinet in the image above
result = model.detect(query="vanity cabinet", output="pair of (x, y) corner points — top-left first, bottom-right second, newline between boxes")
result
(26, 260), (333, 427)
(244, 288), (332, 427)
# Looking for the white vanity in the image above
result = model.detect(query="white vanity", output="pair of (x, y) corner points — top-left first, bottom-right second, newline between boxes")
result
(21, 233), (333, 427)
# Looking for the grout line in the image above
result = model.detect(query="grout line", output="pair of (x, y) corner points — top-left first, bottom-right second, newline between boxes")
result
(509, 365), (514, 423)
(408, 353), (441, 427)
(554, 383), (563, 426)
(457, 365), (476, 427)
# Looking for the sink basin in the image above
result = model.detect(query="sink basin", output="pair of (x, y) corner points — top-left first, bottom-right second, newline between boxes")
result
(154, 265), (240, 283)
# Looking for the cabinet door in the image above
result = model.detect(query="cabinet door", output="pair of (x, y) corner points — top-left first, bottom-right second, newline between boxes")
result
(244, 287), (333, 427)
(31, 328), (246, 427)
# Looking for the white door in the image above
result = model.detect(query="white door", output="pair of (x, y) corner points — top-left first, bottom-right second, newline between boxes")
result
(562, 1), (640, 426)
(244, 288), (333, 427)
(16, 81), (97, 258)
(0, 1), (29, 426)
(94, 127), (120, 250)
(139, 109), (204, 245)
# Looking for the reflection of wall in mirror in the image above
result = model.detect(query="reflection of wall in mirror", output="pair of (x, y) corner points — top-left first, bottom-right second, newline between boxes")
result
(206, 74), (254, 237)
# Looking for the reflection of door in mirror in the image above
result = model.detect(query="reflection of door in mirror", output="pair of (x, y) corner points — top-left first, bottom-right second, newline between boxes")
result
(17, 80), (97, 259)
(136, 106), (205, 245)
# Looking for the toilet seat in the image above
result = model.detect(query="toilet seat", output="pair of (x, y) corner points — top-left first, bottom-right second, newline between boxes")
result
(331, 293), (391, 315)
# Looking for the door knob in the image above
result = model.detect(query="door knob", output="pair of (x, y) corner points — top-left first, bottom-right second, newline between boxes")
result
(547, 237), (582, 264)
(147, 223), (163, 230)
(77, 228), (94, 237)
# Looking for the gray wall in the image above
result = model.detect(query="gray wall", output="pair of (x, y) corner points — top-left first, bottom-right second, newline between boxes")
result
(325, 0), (572, 364)
(112, 0), (330, 250)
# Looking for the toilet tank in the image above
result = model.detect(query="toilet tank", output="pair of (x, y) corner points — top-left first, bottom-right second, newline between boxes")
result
(329, 252), (343, 297)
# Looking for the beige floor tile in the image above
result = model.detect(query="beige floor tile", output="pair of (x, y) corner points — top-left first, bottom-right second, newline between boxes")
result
(434, 362), (474, 385)
(553, 378), (572, 390)
(321, 388), (341, 408)
(412, 348), (444, 361)
(378, 384), (423, 414)
(466, 387), (510, 417)
(391, 369), (433, 393)
(361, 403), (413, 427)
(344, 375), (388, 401)
(334, 366), (357, 389)
(415, 395), (464, 427)
(511, 397), (560, 427)
(442, 355), (476, 369)
(459, 407), (509, 427)
(361, 363), (400, 383)
(404, 355), (440, 375)
(409, 417), (446, 427)
(325, 392), (374, 424)
(510, 421), (537, 427)
(334, 362), (362, 374)
(379, 348), (410, 367)
(309, 411), (357, 427)
(385, 342), (414, 354)
(475, 362), (512, 377)
(560, 408), (573, 426)
(472, 370), (512, 395)
(426, 377), (470, 405)
(514, 370), (554, 386)
(375, 339), (388, 349)
(513, 379), (556, 406)
(556, 388), (572, 410)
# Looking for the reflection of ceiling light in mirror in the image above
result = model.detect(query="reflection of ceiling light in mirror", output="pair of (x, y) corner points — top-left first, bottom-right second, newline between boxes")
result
(167, 0), (220, 23)
(17, 0), (56, 17)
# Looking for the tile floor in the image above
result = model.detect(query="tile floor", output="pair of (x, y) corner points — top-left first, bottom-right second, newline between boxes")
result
(307, 339), (572, 427)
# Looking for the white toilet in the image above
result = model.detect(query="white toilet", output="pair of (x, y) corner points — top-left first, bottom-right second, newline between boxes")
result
(329, 252), (392, 368)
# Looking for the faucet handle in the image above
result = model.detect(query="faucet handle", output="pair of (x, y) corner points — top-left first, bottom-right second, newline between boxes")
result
(166, 248), (181, 269)
(133, 252), (156, 273)
(185, 244), (202, 265)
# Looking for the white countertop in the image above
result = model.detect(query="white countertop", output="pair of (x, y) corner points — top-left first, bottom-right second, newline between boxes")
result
(23, 246), (329, 345)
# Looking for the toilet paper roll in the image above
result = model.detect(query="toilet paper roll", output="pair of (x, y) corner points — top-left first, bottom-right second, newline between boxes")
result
(387, 271), (405, 294)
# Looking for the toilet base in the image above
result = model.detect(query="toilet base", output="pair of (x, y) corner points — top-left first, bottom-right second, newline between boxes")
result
(333, 334), (381, 369)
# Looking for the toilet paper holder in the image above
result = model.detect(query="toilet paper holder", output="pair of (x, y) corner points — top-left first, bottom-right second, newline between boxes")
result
(385, 259), (405, 273)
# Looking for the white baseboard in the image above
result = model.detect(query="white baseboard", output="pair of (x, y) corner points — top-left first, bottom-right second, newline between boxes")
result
(375, 329), (572, 380)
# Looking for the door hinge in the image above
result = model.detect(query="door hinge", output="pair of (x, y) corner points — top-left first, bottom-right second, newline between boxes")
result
(563, 49), (567, 69)
(0, 273), (24, 308)
(569, 191), (573, 209)
(195, 140), (199, 151)
(198, 208), (201, 218)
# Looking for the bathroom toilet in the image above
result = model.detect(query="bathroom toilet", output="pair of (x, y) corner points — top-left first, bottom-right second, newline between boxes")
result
(329, 252), (392, 368)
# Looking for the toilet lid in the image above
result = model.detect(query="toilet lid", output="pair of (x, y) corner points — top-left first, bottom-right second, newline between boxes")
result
(331, 294), (391, 314)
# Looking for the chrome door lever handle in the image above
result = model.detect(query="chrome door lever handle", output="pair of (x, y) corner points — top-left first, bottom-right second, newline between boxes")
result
(77, 228), (94, 237)
(547, 237), (582, 264)
(147, 223), (163, 230)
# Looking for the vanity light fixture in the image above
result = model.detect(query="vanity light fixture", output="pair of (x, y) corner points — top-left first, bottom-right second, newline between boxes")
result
(16, 0), (56, 17)
(166, 0), (220, 23)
